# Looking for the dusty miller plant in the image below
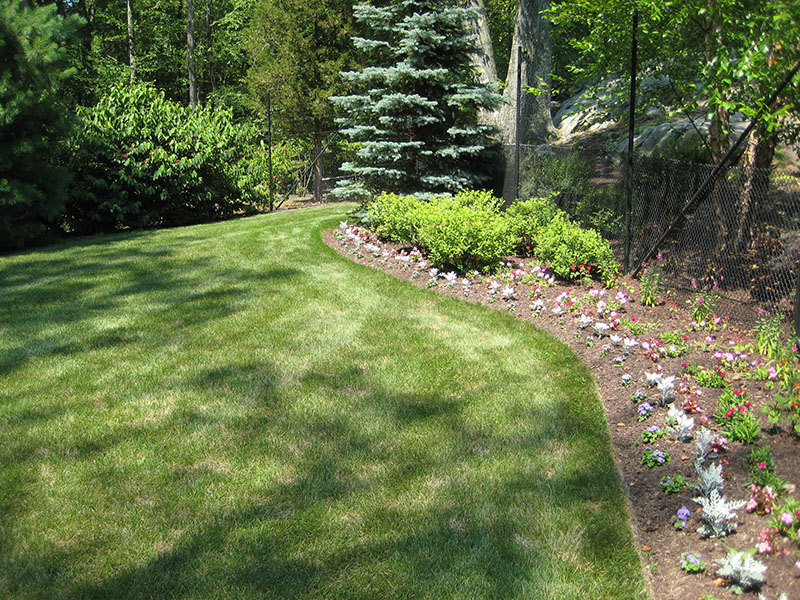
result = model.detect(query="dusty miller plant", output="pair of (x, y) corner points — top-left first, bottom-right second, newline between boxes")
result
(694, 427), (716, 466)
(694, 489), (746, 538)
(694, 460), (724, 498)
(716, 548), (767, 594)
(668, 405), (695, 441)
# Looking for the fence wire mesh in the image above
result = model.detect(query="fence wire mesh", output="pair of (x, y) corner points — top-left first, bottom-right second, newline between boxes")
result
(512, 143), (800, 328)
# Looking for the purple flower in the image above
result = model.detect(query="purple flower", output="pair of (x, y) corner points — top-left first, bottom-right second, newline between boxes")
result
(646, 425), (659, 433)
(653, 450), (666, 463)
(622, 373), (633, 385)
(637, 402), (653, 416)
(677, 506), (691, 521)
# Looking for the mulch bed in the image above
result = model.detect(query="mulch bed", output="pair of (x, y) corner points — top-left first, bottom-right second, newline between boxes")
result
(323, 224), (800, 600)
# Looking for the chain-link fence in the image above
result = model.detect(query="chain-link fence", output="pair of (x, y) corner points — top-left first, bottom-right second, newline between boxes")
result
(513, 143), (800, 328)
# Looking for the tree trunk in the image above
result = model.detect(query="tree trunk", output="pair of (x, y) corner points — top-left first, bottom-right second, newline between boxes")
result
(127, 0), (136, 82)
(499, 0), (556, 201)
(313, 127), (323, 203)
(467, 0), (500, 125)
(186, 0), (198, 107)
(703, 0), (732, 243)
(735, 125), (777, 251)
(206, 0), (216, 95)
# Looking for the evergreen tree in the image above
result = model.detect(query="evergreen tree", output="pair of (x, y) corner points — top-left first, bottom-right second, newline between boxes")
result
(331, 0), (504, 200)
(0, 0), (78, 249)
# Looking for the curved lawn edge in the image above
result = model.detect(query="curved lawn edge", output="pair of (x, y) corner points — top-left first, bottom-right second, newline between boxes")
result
(1, 206), (648, 599)
(317, 212), (651, 599)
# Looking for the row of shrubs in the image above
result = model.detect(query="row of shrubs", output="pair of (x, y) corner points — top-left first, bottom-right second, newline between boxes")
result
(3, 80), (300, 249)
(366, 190), (619, 284)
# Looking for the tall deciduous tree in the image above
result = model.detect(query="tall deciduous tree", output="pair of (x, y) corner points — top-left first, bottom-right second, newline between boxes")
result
(331, 0), (504, 200)
(186, 0), (198, 106)
(247, 0), (354, 202)
(496, 0), (556, 200)
(548, 0), (800, 249)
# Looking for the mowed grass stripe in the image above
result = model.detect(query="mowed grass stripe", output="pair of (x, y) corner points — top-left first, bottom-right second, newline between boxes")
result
(0, 205), (648, 599)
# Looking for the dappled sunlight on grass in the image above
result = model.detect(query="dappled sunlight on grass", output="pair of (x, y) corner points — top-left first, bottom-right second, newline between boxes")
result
(0, 206), (647, 599)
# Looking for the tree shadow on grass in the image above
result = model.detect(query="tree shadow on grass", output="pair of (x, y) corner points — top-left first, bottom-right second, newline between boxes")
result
(0, 358), (646, 600)
(0, 234), (301, 376)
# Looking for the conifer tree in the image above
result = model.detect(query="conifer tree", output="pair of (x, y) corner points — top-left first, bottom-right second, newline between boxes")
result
(332, 0), (504, 200)
(0, 0), (78, 249)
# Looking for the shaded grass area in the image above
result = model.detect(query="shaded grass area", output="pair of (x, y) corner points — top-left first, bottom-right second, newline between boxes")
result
(0, 206), (648, 599)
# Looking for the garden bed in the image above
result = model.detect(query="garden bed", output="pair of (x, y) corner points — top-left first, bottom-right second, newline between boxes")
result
(326, 222), (800, 600)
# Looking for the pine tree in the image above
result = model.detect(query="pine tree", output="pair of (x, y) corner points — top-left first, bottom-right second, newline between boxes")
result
(0, 0), (78, 249)
(331, 0), (504, 200)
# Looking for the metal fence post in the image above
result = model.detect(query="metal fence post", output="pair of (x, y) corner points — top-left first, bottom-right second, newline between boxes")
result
(267, 92), (274, 213)
(794, 261), (800, 347)
(515, 45), (523, 202)
(624, 10), (637, 275)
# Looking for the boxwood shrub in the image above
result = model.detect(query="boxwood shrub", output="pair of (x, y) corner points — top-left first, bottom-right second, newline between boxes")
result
(415, 196), (514, 272)
(532, 213), (619, 284)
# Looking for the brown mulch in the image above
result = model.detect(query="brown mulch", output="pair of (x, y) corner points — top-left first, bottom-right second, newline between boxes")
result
(323, 225), (800, 600)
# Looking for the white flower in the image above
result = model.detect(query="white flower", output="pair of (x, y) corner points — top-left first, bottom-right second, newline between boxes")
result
(501, 285), (516, 299)
(622, 338), (638, 353)
(609, 334), (623, 346)
(443, 271), (458, 285)
(577, 314), (593, 329)
(592, 322), (610, 337)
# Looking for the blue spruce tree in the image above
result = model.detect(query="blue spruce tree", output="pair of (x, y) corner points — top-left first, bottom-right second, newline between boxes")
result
(331, 0), (504, 200)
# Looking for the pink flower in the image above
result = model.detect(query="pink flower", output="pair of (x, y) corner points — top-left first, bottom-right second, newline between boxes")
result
(757, 462), (767, 469)
(705, 336), (713, 344)
(745, 498), (758, 513)
(782, 512), (795, 526)
(755, 541), (772, 555)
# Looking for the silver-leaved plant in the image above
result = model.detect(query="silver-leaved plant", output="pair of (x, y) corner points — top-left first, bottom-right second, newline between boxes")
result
(694, 489), (746, 538)
(716, 548), (767, 594)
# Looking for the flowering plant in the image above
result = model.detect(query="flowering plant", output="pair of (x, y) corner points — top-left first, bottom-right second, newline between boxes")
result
(641, 447), (670, 468)
(680, 552), (705, 574)
(641, 425), (666, 444)
(661, 473), (688, 495)
(673, 505), (691, 529)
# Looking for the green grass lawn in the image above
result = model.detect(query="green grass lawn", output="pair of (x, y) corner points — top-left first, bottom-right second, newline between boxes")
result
(0, 205), (648, 599)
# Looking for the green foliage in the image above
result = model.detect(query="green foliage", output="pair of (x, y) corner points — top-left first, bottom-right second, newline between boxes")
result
(745, 446), (788, 493)
(504, 195), (563, 254)
(66, 83), (261, 232)
(547, 2), (800, 149)
(414, 196), (514, 272)
(332, 0), (504, 200)
(367, 193), (423, 243)
(724, 411), (761, 445)
(639, 266), (663, 307)
(532, 213), (619, 285)
(754, 312), (783, 359)
(0, 1), (79, 249)
(660, 473), (688, 495)
(519, 150), (624, 236)
(247, 0), (354, 139)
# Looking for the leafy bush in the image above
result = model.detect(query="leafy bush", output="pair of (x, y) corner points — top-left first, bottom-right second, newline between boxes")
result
(504, 195), (563, 254)
(367, 193), (423, 243)
(415, 196), (514, 272)
(0, 1), (78, 249)
(532, 213), (619, 284)
(66, 83), (262, 232)
(452, 189), (503, 212)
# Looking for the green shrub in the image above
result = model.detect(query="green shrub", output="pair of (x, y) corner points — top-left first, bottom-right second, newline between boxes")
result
(367, 193), (424, 243)
(504, 195), (563, 253)
(415, 197), (514, 272)
(452, 189), (503, 212)
(533, 213), (619, 284)
(67, 83), (261, 233)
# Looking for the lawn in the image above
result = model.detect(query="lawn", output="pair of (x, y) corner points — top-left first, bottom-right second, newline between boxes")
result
(0, 205), (648, 599)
